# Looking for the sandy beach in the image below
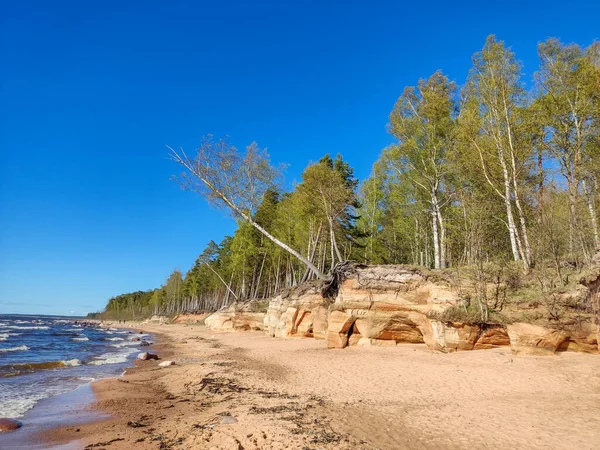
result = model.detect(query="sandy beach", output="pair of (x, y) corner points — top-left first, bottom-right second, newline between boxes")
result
(29, 323), (600, 450)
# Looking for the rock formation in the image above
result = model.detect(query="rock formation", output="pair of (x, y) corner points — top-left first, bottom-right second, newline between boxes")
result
(202, 263), (599, 355)
(264, 283), (328, 339)
(158, 360), (176, 367)
(137, 352), (159, 361)
(506, 323), (570, 355)
(205, 300), (267, 332)
(326, 265), (463, 350)
(580, 250), (600, 354)
(173, 313), (210, 324)
(0, 418), (22, 432)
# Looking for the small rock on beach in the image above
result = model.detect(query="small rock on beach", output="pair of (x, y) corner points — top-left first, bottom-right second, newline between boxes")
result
(0, 418), (22, 432)
(158, 360), (176, 367)
(219, 415), (238, 424)
(137, 352), (159, 361)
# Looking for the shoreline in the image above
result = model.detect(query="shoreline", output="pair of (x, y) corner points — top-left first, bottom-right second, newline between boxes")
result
(0, 322), (153, 449)
(9, 322), (600, 449)
(35, 324), (176, 449)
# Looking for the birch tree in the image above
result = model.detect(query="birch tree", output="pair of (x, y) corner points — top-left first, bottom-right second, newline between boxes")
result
(460, 35), (533, 270)
(386, 71), (455, 269)
(536, 39), (600, 259)
(169, 136), (327, 280)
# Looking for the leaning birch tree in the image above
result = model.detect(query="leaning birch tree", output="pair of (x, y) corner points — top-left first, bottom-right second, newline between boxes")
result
(169, 136), (327, 280)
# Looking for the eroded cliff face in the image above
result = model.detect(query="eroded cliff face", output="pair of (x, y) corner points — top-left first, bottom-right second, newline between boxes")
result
(204, 301), (267, 332)
(203, 264), (599, 355)
(324, 265), (506, 351)
(580, 265), (600, 355)
(264, 283), (329, 340)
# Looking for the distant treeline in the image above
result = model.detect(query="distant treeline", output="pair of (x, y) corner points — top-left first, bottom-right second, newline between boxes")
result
(92, 35), (600, 320)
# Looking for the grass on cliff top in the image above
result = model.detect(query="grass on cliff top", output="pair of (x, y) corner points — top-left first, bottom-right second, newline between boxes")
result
(430, 261), (597, 329)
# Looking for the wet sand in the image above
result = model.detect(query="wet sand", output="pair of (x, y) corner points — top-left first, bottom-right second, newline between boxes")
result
(0, 383), (108, 449)
(19, 323), (600, 449)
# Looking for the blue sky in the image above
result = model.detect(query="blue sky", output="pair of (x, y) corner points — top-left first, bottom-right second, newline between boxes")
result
(1, 0), (599, 315)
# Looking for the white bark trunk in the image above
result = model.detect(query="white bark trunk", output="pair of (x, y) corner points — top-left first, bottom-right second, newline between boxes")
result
(205, 263), (238, 301)
(432, 207), (440, 269)
(171, 150), (328, 280)
(583, 179), (600, 249)
(498, 147), (522, 264)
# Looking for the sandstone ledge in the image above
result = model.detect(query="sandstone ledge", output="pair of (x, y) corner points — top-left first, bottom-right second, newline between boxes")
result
(203, 264), (599, 355)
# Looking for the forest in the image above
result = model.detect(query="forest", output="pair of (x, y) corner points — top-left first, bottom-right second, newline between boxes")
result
(93, 35), (600, 321)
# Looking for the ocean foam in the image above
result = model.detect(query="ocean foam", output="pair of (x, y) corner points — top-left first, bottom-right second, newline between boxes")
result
(63, 359), (82, 366)
(88, 347), (137, 366)
(0, 395), (44, 418)
(105, 337), (124, 341)
(0, 333), (8, 341)
(72, 337), (89, 341)
(3, 325), (49, 330)
(0, 345), (30, 353)
(111, 341), (139, 348)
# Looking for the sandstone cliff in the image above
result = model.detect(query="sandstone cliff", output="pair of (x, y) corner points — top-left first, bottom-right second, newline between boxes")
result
(204, 301), (268, 332)
(203, 263), (599, 355)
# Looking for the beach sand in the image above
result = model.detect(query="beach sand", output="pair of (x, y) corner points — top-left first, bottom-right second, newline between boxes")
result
(29, 323), (600, 449)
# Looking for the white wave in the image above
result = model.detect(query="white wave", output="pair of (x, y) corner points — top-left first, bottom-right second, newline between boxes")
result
(63, 359), (81, 366)
(105, 337), (124, 341)
(72, 337), (89, 341)
(108, 328), (118, 331)
(105, 331), (114, 334)
(14, 320), (31, 324)
(0, 333), (8, 341)
(0, 395), (44, 418)
(65, 328), (82, 332)
(3, 325), (49, 330)
(111, 341), (139, 348)
(0, 345), (29, 353)
(78, 376), (96, 382)
(88, 347), (137, 366)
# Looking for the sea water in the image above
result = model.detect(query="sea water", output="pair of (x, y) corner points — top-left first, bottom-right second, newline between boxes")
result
(0, 314), (150, 418)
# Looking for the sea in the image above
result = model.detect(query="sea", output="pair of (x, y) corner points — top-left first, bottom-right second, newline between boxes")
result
(0, 314), (149, 419)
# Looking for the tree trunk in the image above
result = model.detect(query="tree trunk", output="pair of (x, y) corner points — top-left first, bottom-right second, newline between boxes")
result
(583, 179), (600, 249)
(431, 206), (440, 269)
(498, 147), (522, 265)
(170, 152), (327, 280)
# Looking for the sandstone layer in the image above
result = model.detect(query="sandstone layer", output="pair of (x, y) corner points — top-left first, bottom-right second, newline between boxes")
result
(204, 301), (267, 332)
(203, 264), (599, 355)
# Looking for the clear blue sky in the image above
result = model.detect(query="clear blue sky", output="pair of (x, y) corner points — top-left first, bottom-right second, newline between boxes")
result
(1, 0), (599, 315)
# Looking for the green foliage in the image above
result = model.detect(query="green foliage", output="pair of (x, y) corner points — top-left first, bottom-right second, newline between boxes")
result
(95, 35), (600, 325)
